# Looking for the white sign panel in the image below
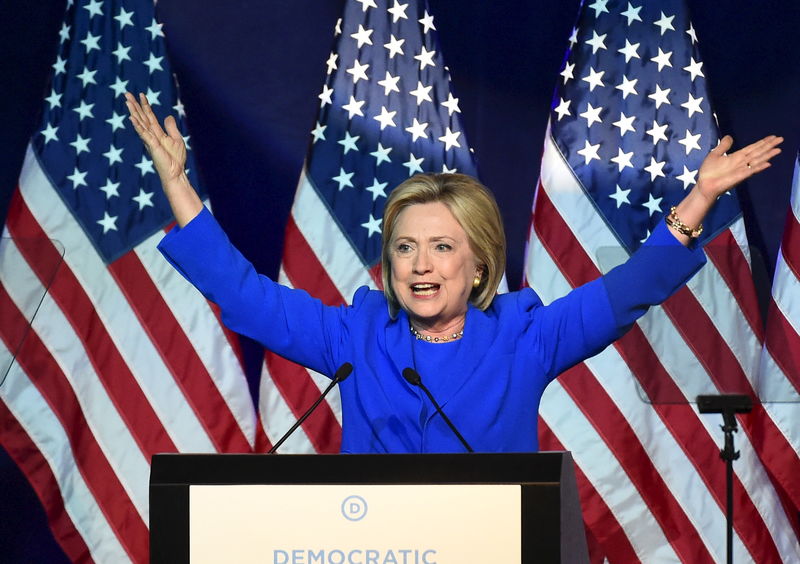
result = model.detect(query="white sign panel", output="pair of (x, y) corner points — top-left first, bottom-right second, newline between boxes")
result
(190, 484), (521, 564)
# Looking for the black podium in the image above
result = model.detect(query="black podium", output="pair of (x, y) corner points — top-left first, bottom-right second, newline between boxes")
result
(150, 452), (589, 563)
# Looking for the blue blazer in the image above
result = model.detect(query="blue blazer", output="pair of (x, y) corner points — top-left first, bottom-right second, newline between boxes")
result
(159, 208), (705, 453)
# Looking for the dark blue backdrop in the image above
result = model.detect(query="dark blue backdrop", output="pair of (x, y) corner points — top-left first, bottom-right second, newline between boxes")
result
(1, 1), (798, 561)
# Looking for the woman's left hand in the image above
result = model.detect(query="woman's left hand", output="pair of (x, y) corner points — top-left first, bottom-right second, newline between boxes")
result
(696, 134), (783, 201)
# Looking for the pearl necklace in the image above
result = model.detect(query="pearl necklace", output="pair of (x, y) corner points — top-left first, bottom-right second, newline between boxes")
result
(409, 324), (464, 343)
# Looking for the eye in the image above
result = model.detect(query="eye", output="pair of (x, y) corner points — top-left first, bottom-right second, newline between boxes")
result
(435, 243), (452, 252)
(395, 242), (413, 254)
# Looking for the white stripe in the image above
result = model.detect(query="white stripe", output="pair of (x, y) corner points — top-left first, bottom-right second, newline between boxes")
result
(771, 247), (800, 340)
(291, 167), (377, 301)
(0, 239), (150, 521)
(134, 227), (257, 447)
(258, 359), (317, 453)
(19, 146), (215, 452)
(0, 345), (132, 564)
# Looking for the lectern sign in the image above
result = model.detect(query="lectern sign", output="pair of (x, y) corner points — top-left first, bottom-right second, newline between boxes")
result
(189, 484), (521, 563)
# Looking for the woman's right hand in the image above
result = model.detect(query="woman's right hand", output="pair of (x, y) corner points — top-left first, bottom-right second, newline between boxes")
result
(125, 92), (187, 186)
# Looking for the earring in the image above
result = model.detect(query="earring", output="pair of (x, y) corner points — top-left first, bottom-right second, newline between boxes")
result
(473, 275), (481, 288)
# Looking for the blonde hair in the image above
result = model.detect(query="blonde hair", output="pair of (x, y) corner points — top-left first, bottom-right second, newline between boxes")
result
(381, 173), (506, 317)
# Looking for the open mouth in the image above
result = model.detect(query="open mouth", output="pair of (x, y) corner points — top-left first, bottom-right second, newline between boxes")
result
(410, 283), (440, 296)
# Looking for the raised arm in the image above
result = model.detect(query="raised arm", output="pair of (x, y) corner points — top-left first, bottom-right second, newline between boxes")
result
(668, 134), (782, 245)
(125, 92), (203, 227)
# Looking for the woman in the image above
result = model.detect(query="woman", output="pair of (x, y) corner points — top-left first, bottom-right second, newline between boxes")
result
(125, 93), (782, 453)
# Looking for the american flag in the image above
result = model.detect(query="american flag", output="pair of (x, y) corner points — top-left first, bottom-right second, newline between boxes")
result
(260, 0), (477, 453)
(525, 0), (800, 562)
(0, 1), (261, 561)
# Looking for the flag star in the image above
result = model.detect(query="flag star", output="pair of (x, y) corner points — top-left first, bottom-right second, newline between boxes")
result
(378, 71), (400, 95)
(384, 35), (405, 58)
(342, 95), (365, 118)
(326, 52), (338, 75)
(642, 193), (664, 216)
(311, 121), (326, 143)
(442, 164), (458, 173)
(173, 99), (186, 118)
(581, 67), (605, 91)
(403, 153), (425, 176)
(560, 61), (575, 84)
(334, 18), (342, 36)
(84, 0), (103, 17)
(373, 106), (397, 130)
(681, 93), (704, 117)
(579, 103), (603, 127)
(109, 76), (129, 97)
(676, 165), (698, 189)
(144, 53), (164, 73)
(618, 39), (640, 63)
(621, 2), (643, 25)
(41, 123), (59, 144)
(338, 131), (360, 154)
(438, 128), (461, 151)
(73, 100), (95, 121)
(80, 31), (101, 53)
(648, 84), (671, 108)
(683, 58), (705, 81)
(370, 143), (392, 166)
(132, 189), (155, 210)
(554, 98), (571, 121)
(97, 212), (118, 234)
(576, 140), (601, 164)
(585, 31), (607, 54)
(99, 179), (120, 199)
(356, 0), (377, 11)
(52, 55), (67, 75)
(45, 89), (62, 108)
(610, 148), (634, 171)
(115, 7), (134, 28)
(145, 88), (161, 105)
(678, 130), (702, 154)
(653, 11), (675, 35)
(441, 92), (461, 115)
(146, 18), (165, 39)
(365, 178), (388, 201)
(76, 67), (97, 87)
(686, 23), (698, 44)
(405, 118), (429, 141)
(112, 42), (132, 63)
(361, 214), (383, 237)
(106, 111), (126, 132)
(646, 120), (669, 144)
(568, 27), (578, 48)
(103, 144), (124, 165)
(135, 155), (155, 175)
(644, 157), (667, 180)
(609, 184), (631, 208)
(67, 167), (88, 188)
(612, 112), (636, 136)
(387, 1), (409, 23)
(318, 84), (334, 106)
(588, 0), (610, 17)
(69, 134), (90, 155)
(419, 11), (436, 33)
(350, 24), (374, 48)
(615, 75), (638, 99)
(332, 168), (354, 190)
(409, 81), (433, 105)
(640, 229), (651, 244)
(59, 23), (70, 43)
(347, 59), (370, 83)
(414, 46), (436, 69)
(650, 48), (673, 71)
(182, 134), (191, 150)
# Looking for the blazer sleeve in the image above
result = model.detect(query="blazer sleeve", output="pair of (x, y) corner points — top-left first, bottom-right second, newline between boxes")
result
(157, 207), (347, 377)
(523, 220), (707, 379)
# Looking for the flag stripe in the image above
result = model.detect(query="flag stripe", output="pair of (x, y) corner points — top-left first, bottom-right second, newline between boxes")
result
(763, 299), (800, 393)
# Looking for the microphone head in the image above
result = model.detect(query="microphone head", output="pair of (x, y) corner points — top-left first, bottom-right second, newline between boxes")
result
(334, 362), (353, 382)
(402, 367), (421, 386)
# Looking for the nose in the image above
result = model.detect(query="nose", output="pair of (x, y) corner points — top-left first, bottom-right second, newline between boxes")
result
(413, 248), (432, 274)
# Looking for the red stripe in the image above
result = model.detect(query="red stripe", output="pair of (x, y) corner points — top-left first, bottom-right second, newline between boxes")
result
(6, 192), (175, 456)
(533, 186), (784, 563)
(109, 253), (252, 452)
(283, 216), (346, 306)
(0, 285), (148, 563)
(763, 299), (800, 393)
(0, 405), (91, 563)
(539, 418), (639, 564)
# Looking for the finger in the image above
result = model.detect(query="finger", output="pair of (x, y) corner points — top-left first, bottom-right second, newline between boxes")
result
(164, 115), (183, 142)
(714, 135), (734, 155)
(138, 93), (167, 136)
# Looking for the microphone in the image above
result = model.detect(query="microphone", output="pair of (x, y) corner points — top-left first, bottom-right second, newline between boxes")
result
(269, 362), (353, 453)
(402, 367), (474, 453)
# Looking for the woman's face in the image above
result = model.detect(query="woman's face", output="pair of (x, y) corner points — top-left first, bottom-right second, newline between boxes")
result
(389, 201), (480, 332)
